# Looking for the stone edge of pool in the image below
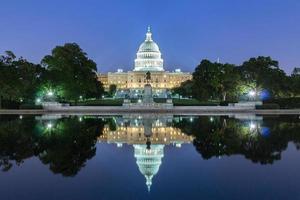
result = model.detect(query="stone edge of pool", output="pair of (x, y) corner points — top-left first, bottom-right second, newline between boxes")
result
(0, 106), (299, 115)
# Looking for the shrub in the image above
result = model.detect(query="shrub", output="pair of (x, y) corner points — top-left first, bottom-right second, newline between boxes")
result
(219, 101), (238, 106)
(71, 99), (123, 106)
(256, 103), (280, 110)
(19, 104), (43, 109)
(264, 98), (300, 109)
(173, 99), (219, 106)
(154, 98), (166, 103)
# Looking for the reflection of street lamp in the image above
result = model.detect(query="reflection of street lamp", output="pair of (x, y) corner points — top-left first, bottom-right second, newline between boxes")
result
(36, 98), (41, 103)
(47, 122), (53, 129)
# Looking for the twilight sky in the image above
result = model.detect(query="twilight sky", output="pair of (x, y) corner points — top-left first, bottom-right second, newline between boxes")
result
(0, 0), (299, 74)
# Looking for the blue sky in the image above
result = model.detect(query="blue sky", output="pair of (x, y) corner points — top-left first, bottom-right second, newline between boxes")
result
(1, 0), (299, 73)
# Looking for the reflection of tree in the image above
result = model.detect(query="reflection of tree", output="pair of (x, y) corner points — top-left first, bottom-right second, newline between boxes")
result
(0, 116), (38, 171)
(174, 116), (300, 164)
(37, 117), (105, 176)
(0, 116), (105, 176)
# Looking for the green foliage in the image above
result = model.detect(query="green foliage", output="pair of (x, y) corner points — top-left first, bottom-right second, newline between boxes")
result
(192, 60), (241, 101)
(19, 104), (43, 110)
(263, 97), (300, 109)
(172, 98), (219, 106)
(290, 69), (300, 96)
(175, 57), (297, 102)
(172, 80), (193, 98)
(255, 103), (280, 110)
(108, 84), (117, 97)
(71, 99), (123, 106)
(0, 51), (44, 108)
(241, 56), (290, 97)
(41, 43), (103, 101)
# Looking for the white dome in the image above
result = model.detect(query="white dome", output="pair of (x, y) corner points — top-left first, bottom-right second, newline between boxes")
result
(138, 41), (160, 53)
(134, 27), (164, 72)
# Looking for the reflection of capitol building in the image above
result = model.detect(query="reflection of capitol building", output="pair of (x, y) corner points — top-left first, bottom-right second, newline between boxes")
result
(98, 27), (191, 98)
(98, 115), (193, 191)
(134, 144), (164, 191)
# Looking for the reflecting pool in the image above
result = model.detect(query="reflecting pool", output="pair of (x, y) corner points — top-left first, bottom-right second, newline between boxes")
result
(0, 114), (300, 199)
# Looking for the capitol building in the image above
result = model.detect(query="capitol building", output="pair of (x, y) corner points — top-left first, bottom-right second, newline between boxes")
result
(98, 27), (192, 98)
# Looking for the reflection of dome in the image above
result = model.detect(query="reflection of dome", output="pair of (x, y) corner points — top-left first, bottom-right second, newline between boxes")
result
(134, 26), (164, 72)
(134, 144), (164, 192)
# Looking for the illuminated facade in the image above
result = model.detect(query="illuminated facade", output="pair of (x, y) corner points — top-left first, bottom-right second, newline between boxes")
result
(98, 115), (193, 191)
(98, 27), (192, 98)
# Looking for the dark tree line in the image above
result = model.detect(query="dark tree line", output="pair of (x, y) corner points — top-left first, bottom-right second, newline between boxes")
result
(0, 43), (104, 108)
(173, 116), (300, 164)
(0, 51), (44, 108)
(174, 56), (300, 101)
(0, 116), (105, 176)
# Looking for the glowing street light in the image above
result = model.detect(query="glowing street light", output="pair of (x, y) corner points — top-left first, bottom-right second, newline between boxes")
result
(36, 98), (41, 103)
(249, 122), (256, 131)
(249, 90), (256, 97)
(47, 90), (54, 97)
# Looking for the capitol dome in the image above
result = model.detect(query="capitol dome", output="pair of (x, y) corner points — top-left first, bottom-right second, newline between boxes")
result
(138, 39), (160, 53)
(134, 26), (164, 71)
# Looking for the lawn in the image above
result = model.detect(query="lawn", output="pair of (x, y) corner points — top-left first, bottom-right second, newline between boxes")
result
(172, 98), (219, 106)
(71, 99), (123, 106)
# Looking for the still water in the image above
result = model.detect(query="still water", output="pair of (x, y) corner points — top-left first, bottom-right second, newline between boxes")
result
(0, 114), (300, 200)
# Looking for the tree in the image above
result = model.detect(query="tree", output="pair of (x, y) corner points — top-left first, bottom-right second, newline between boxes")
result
(240, 56), (289, 98)
(15, 57), (44, 102)
(0, 51), (44, 108)
(172, 80), (193, 98)
(41, 43), (103, 102)
(108, 84), (117, 97)
(218, 63), (241, 101)
(192, 59), (241, 101)
(192, 60), (220, 100)
(290, 68), (300, 96)
(0, 51), (21, 108)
